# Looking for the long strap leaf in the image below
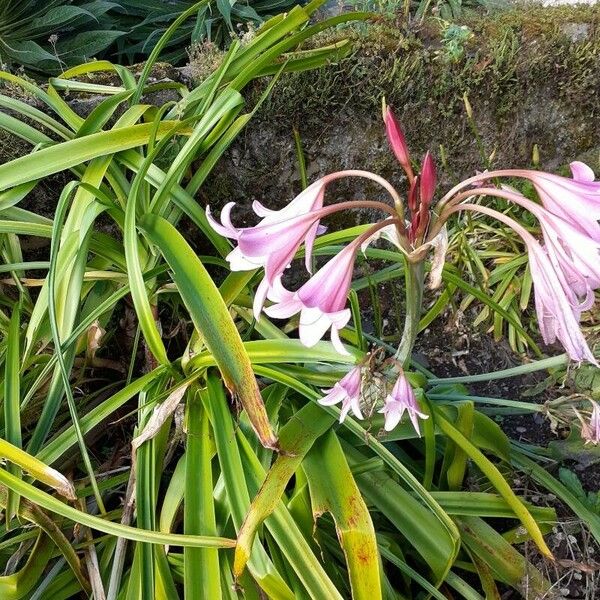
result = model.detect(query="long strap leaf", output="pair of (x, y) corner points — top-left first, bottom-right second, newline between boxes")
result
(139, 213), (277, 449)
(303, 430), (382, 600)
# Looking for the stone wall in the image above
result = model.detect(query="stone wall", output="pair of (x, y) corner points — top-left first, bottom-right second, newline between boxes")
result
(1, 5), (599, 228)
(198, 4), (600, 224)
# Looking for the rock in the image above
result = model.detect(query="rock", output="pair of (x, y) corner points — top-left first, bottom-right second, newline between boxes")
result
(560, 21), (591, 41)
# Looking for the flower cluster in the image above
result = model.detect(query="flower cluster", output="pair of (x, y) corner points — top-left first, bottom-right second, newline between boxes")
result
(318, 365), (428, 435)
(207, 105), (599, 433)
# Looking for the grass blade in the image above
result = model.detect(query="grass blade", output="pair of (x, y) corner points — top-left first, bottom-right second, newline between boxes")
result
(4, 301), (22, 525)
(0, 467), (235, 548)
(185, 390), (221, 599)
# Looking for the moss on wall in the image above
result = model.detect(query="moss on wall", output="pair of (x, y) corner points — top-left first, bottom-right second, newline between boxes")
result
(252, 5), (600, 129)
(198, 4), (599, 219)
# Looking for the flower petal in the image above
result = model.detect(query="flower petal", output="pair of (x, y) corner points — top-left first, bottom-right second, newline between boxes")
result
(570, 161), (595, 183)
(206, 204), (239, 239)
(299, 307), (334, 348)
(330, 324), (350, 356)
(253, 277), (270, 319)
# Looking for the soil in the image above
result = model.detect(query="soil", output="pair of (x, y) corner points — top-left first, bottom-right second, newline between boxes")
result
(413, 310), (600, 599)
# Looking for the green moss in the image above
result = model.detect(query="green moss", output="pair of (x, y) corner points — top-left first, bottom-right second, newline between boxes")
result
(243, 5), (599, 174)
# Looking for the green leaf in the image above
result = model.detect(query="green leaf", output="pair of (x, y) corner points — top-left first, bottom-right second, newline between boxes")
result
(0, 121), (187, 191)
(457, 516), (552, 597)
(185, 391), (221, 599)
(188, 339), (360, 372)
(202, 374), (295, 599)
(235, 402), (335, 575)
(76, 90), (135, 138)
(29, 6), (93, 30)
(512, 453), (600, 545)
(3, 302), (22, 524)
(343, 441), (457, 585)
(56, 30), (126, 62)
(0, 439), (74, 500)
(0, 532), (54, 599)
(1, 40), (58, 64)
(139, 213), (277, 449)
(236, 423), (345, 599)
(441, 268), (541, 356)
(303, 430), (382, 600)
(0, 467), (235, 549)
(434, 408), (552, 558)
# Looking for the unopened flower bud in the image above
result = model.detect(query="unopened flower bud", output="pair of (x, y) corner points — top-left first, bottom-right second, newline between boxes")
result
(384, 106), (414, 182)
(420, 151), (437, 208)
(408, 176), (419, 214)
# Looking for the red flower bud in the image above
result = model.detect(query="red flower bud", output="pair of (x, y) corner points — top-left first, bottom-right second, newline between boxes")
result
(384, 107), (414, 182)
(408, 176), (419, 214)
(419, 151), (436, 208)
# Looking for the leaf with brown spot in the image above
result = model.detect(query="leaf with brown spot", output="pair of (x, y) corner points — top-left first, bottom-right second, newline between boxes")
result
(234, 402), (335, 577)
(303, 430), (382, 600)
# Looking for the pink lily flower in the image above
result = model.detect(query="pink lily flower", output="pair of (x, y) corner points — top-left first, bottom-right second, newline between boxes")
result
(458, 163), (600, 241)
(457, 203), (598, 365)
(206, 177), (328, 279)
(318, 365), (364, 422)
(529, 243), (597, 365)
(207, 170), (403, 318)
(264, 238), (362, 355)
(441, 162), (600, 240)
(537, 211), (600, 308)
(581, 400), (600, 445)
(488, 187), (600, 313)
(528, 162), (600, 241)
(378, 371), (428, 435)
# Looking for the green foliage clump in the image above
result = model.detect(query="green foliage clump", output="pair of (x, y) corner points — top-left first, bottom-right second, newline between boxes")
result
(0, 0), (124, 74)
(0, 0), (305, 75)
(0, 3), (598, 599)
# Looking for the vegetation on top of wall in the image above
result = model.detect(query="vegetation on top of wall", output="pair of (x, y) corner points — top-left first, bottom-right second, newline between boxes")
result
(0, 0), (305, 75)
(242, 4), (599, 164)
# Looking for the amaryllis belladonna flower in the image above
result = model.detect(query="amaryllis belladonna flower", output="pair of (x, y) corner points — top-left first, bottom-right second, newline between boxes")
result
(206, 178), (327, 292)
(318, 365), (363, 422)
(527, 162), (600, 241)
(477, 187), (600, 314)
(384, 106), (437, 243)
(581, 400), (600, 445)
(419, 151), (436, 208)
(263, 218), (399, 354)
(457, 203), (598, 365)
(378, 371), (428, 435)
(440, 162), (600, 241)
(264, 235), (366, 355)
(207, 171), (401, 317)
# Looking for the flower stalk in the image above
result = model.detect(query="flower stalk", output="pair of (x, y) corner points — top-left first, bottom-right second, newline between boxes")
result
(395, 258), (425, 367)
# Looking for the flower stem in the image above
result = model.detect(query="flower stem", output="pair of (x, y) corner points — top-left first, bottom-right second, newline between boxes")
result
(395, 258), (425, 367)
